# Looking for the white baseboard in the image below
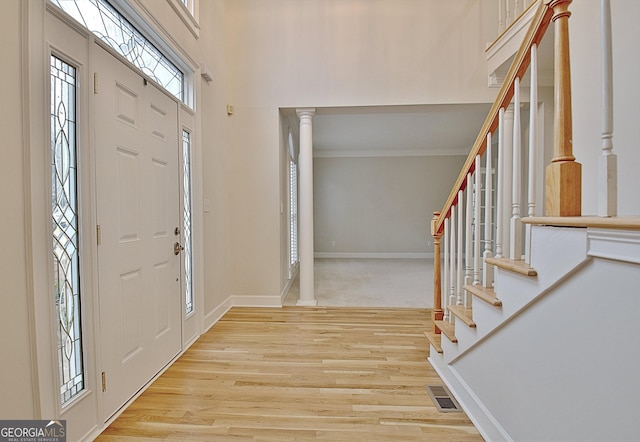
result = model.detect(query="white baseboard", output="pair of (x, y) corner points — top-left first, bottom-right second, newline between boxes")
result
(314, 252), (433, 259)
(203, 296), (233, 333)
(429, 355), (511, 442)
(230, 294), (283, 308)
(281, 272), (298, 304)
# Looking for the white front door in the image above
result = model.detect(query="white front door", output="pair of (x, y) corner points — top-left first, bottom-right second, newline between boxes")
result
(94, 44), (182, 419)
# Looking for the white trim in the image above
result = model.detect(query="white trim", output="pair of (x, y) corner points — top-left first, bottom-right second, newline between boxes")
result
(587, 228), (640, 264)
(166, 0), (200, 39)
(102, 0), (198, 107)
(203, 298), (233, 333)
(281, 266), (298, 304)
(313, 148), (469, 158)
(231, 295), (284, 308)
(314, 252), (433, 259)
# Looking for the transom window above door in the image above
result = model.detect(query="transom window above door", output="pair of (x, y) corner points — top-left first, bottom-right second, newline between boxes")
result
(51, 0), (185, 101)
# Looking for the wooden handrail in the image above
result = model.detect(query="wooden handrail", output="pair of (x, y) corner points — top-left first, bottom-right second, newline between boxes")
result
(434, 0), (554, 235)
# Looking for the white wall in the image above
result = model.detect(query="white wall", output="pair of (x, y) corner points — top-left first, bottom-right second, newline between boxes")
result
(222, 0), (497, 297)
(197, 0), (236, 318)
(314, 155), (465, 255)
(570, 0), (640, 216)
(0, 0), (36, 420)
(226, 0), (497, 107)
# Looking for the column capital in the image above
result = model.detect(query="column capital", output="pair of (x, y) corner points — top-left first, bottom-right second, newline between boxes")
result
(296, 108), (316, 119)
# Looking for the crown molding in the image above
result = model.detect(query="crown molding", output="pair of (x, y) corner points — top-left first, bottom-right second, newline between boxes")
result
(313, 148), (469, 158)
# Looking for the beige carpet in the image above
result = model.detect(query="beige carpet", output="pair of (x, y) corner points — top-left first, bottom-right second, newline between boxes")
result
(284, 258), (434, 308)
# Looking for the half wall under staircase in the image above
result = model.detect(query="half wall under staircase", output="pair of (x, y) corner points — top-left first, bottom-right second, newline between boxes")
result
(427, 223), (640, 441)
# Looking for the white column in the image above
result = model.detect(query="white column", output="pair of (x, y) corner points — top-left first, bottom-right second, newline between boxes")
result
(296, 108), (317, 306)
(599, 0), (617, 217)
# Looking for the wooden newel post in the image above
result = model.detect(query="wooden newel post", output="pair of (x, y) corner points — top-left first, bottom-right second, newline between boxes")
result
(545, 0), (582, 216)
(431, 212), (443, 333)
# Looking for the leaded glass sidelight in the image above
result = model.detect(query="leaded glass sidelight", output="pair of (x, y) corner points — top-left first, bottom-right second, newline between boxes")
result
(51, 55), (85, 405)
(182, 130), (194, 315)
(51, 0), (184, 101)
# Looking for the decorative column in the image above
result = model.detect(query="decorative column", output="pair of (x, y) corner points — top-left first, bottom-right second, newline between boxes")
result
(431, 212), (443, 332)
(545, 0), (581, 216)
(296, 108), (317, 306)
(598, 0), (617, 217)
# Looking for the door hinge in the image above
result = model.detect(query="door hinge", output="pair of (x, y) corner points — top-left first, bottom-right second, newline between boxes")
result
(97, 224), (101, 246)
(94, 72), (99, 94)
(101, 371), (107, 392)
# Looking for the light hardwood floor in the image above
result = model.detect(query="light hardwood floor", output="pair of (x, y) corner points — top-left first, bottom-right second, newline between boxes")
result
(97, 307), (483, 441)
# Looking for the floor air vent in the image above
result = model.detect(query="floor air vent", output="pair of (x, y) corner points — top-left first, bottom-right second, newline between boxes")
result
(425, 385), (462, 412)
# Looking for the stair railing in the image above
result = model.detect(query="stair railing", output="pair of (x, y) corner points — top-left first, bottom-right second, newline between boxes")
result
(498, 0), (538, 35)
(431, 0), (580, 329)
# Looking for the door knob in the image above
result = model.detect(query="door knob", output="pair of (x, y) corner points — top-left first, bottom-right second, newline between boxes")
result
(174, 242), (184, 255)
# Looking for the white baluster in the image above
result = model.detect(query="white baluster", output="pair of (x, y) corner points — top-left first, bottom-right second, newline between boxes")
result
(506, 0), (511, 28)
(498, 0), (505, 34)
(457, 191), (464, 306)
(465, 173), (473, 303)
(502, 105), (514, 258)
(473, 155), (482, 285)
(510, 78), (523, 260)
(599, 0), (617, 217)
(483, 133), (494, 287)
(495, 108), (505, 258)
(526, 44), (539, 264)
(443, 218), (450, 321)
(449, 207), (456, 323)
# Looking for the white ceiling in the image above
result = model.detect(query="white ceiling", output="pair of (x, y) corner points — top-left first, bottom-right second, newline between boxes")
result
(310, 103), (492, 158)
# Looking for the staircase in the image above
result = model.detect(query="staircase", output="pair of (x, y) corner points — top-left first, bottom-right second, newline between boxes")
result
(424, 1), (640, 440)
(426, 223), (640, 441)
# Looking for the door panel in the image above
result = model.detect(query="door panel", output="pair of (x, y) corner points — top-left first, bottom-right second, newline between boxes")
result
(94, 44), (181, 420)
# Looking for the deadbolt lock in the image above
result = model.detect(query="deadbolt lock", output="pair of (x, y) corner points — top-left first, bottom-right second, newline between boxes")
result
(174, 227), (180, 235)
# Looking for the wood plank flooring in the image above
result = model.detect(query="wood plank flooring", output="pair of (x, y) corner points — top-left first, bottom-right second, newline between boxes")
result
(96, 307), (483, 441)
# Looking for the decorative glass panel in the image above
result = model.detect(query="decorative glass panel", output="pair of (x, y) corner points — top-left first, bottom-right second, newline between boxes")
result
(51, 55), (85, 405)
(289, 159), (298, 267)
(51, 0), (184, 101)
(182, 130), (194, 315)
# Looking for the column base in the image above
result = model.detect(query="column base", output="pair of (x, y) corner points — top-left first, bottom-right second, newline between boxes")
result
(296, 299), (318, 307)
(545, 160), (582, 216)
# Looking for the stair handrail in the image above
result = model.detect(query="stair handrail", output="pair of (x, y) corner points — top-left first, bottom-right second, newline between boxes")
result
(433, 0), (553, 237)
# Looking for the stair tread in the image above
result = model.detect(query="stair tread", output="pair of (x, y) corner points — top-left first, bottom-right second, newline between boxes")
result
(434, 320), (458, 343)
(424, 331), (443, 354)
(447, 305), (476, 328)
(485, 257), (537, 276)
(463, 284), (502, 306)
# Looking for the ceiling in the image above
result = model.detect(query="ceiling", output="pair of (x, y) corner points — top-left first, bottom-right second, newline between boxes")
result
(308, 103), (492, 158)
